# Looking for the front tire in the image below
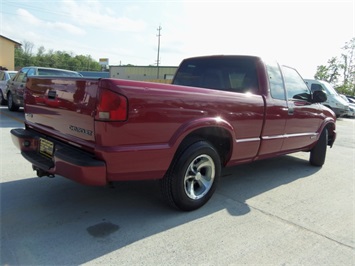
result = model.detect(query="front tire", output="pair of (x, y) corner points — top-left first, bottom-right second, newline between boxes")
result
(310, 128), (328, 166)
(7, 92), (19, 111)
(160, 141), (221, 211)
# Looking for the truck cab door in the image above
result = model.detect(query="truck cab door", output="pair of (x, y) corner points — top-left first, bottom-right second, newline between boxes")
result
(281, 66), (322, 151)
(257, 62), (289, 158)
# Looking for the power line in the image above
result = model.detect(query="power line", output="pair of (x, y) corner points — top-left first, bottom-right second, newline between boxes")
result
(2, 0), (73, 19)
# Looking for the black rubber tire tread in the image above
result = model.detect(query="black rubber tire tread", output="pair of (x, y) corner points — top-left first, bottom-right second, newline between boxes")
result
(160, 140), (221, 211)
(310, 128), (328, 166)
(7, 92), (19, 111)
(0, 91), (7, 105)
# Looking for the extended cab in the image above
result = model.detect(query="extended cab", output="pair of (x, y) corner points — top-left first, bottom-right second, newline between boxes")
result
(11, 55), (336, 211)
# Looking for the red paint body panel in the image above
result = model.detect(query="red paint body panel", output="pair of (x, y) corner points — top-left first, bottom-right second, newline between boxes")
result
(11, 55), (336, 186)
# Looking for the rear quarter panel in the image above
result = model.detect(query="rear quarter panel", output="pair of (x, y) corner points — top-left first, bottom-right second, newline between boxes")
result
(95, 79), (266, 180)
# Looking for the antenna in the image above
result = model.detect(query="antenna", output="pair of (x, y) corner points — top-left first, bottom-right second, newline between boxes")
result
(156, 25), (162, 79)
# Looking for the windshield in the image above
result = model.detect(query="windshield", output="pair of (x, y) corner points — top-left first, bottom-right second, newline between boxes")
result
(319, 80), (338, 95)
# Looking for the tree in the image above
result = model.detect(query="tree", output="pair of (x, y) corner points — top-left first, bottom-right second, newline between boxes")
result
(314, 57), (340, 83)
(315, 38), (355, 96)
(15, 40), (101, 71)
(339, 38), (355, 95)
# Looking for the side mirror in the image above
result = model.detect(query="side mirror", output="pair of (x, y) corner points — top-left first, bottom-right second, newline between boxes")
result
(312, 90), (327, 103)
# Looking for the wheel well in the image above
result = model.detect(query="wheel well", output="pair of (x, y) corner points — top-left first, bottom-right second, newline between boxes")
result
(178, 127), (232, 165)
(325, 123), (336, 147)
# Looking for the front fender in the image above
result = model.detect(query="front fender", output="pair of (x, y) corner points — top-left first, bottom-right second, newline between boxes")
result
(319, 117), (336, 147)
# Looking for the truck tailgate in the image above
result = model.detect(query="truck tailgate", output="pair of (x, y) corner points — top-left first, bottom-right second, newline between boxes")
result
(24, 77), (99, 147)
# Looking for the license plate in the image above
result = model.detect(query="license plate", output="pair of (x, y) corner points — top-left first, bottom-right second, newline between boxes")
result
(39, 138), (54, 158)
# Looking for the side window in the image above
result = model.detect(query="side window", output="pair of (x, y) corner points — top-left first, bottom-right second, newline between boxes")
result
(266, 62), (285, 100)
(0, 72), (4, 81)
(282, 66), (310, 101)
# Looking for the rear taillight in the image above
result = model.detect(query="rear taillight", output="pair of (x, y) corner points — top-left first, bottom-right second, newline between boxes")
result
(95, 88), (128, 121)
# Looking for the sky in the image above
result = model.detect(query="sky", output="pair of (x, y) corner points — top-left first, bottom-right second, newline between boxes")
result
(0, 0), (354, 78)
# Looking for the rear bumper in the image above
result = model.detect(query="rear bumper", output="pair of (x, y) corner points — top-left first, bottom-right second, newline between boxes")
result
(10, 128), (107, 186)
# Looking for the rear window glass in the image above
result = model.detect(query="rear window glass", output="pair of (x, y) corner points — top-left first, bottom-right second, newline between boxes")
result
(173, 57), (259, 93)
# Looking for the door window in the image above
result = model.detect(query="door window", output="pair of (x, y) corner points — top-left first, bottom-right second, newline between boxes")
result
(266, 62), (285, 100)
(282, 66), (310, 101)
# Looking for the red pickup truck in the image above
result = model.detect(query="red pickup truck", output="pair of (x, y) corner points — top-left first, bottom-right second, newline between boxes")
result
(11, 55), (336, 211)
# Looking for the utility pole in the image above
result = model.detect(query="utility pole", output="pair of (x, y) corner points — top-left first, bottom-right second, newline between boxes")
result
(156, 25), (162, 79)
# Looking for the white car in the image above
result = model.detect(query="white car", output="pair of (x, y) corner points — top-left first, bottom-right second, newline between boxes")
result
(340, 94), (355, 118)
(304, 79), (349, 117)
(0, 70), (17, 105)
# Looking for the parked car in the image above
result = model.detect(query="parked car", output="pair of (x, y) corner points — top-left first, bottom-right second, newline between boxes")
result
(5, 67), (82, 111)
(0, 70), (17, 105)
(346, 96), (355, 103)
(340, 94), (355, 118)
(304, 79), (349, 117)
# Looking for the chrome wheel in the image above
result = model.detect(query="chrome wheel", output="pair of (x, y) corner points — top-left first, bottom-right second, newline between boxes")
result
(160, 140), (221, 211)
(184, 154), (215, 200)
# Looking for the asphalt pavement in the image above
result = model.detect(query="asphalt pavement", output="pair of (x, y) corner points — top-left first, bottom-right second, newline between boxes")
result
(0, 106), (354, 265)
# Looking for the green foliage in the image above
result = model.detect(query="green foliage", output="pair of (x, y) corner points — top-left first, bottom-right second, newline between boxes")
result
(315, 38), (355, 96)
(15, 41), (101, 71)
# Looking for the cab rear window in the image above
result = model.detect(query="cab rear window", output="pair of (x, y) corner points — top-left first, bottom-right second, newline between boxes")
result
(173, 57), (259, 93)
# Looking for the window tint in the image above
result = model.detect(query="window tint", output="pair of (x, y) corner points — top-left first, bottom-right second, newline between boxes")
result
(282, 66), (310, 101)
(173, 57), (259, 93)
(266, 62), (285, 100)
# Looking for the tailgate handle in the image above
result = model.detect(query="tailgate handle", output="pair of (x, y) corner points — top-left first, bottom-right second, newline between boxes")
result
(48, 90), (57, 99)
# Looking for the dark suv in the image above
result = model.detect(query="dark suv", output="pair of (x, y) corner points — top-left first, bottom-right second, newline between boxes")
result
(6, 66), (82, 111)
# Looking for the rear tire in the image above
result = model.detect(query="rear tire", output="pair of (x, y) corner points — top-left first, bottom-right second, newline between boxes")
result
(7, 92), (19, 111)
(0, 91), (7, 105)
(160, 141), (221, 211)
(310, 128), (328, 166)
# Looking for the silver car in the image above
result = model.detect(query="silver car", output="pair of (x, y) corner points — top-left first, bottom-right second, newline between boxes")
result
(0, 70), (17, 105)
(6, 66), (82, 111)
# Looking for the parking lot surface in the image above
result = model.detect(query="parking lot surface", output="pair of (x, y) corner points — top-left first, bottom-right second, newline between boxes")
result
(1, 106), (354, 265)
